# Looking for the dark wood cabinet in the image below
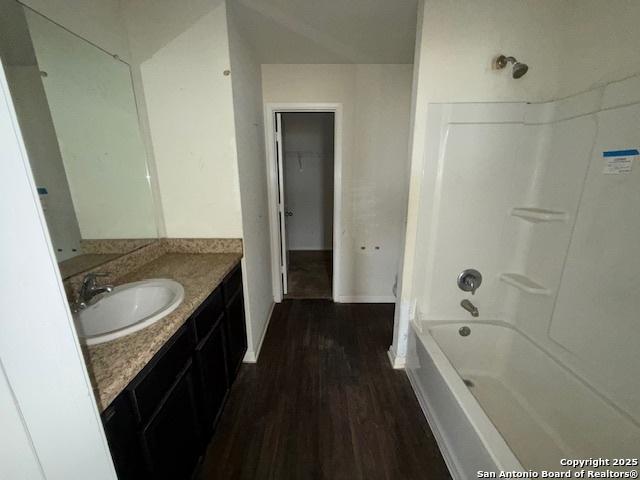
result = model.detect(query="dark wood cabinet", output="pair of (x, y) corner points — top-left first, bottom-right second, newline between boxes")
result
(193, 288), (224, 341)
(142, 361), (201, 480)
(194, 313), (229, 439)
(127, 323), (194, 424)
(224, 291), (247, 380)
(102, 262), (247, 480)
(223, 266), (248, 381)
(102, 392), (146, 480)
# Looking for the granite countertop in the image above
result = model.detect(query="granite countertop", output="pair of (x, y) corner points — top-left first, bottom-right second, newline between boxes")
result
(59, 253), (121, 279)
(83, 252), (242, 411)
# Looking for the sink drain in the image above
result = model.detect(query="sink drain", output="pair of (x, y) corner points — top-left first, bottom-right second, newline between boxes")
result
(459, 326), (471, 337)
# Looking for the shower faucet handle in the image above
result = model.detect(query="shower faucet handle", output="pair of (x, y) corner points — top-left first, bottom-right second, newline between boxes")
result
(457, 269), (482, 295)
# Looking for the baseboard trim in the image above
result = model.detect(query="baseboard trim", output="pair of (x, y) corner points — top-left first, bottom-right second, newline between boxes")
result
(243, 302), (275, 364)
(387, 346), (406, 369)
(405, 368), (462, 480)
(337, 295), (396, 303)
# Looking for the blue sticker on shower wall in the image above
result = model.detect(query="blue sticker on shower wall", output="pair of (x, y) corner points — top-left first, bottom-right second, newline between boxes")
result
(602, 149), (639, 174)
(602, 149), (639, 157)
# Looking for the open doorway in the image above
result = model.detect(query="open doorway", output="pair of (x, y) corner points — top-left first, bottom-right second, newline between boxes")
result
(281, 112), (334, 299)
(266, 104), (342, 302)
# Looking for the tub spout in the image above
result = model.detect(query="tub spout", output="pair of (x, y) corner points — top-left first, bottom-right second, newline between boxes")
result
(460, 299), (479, 317)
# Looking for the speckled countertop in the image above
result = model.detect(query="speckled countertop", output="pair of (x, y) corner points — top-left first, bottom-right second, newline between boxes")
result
(83, 252), (242, 411)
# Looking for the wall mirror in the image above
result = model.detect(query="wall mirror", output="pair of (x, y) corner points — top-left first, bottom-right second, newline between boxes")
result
(0, 0), (158, 279)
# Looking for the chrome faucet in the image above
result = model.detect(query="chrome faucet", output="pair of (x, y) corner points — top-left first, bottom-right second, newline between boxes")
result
(76, 272), (113, 309)
(460, 299), (479, 317)
(457, 269), (482, 295)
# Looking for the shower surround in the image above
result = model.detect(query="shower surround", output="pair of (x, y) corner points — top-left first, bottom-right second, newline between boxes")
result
(406, 75), (640, 477)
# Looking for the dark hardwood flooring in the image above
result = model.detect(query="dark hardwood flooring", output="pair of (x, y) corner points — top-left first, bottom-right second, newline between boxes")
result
(286, 250), (332, 299)
(199, 300), (451, 480)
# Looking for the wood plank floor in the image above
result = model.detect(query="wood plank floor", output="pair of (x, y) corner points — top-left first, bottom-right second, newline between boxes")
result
(199, 300), (451, 480)
(286, 251), (332, 299)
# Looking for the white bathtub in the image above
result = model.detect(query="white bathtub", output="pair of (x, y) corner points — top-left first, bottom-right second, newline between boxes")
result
(406, 320), (640, 479)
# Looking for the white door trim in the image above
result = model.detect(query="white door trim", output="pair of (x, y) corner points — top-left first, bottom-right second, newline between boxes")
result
(264, 103), (343, 303)
(274, 113), (289, 294)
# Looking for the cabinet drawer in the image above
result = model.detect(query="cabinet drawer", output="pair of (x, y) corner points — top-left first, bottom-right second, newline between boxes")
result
(194, 287), (224, 342)
(127, 323), (195, 424)
(223, 265), (242, 304)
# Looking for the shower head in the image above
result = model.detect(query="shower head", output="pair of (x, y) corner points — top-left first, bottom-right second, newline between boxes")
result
(512, 61), (529, 79)
(494, 55), (529, 79)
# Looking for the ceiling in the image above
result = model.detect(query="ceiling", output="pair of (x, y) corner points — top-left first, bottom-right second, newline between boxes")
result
(229, 0), (418, 64)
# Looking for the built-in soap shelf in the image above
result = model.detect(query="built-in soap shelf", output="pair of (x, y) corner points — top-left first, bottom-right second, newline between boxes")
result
(511, 207), (567, 223)
(499, 273), (550, 295)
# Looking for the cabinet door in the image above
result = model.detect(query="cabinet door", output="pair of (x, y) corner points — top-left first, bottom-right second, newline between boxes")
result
(102, 394), (147, 480)
(142, 361), (201, 480)
(225, 289), (247, 381)
(195, 314), (229, 440)
(128, 323), (194, 424)
(194, 287), (224, 342)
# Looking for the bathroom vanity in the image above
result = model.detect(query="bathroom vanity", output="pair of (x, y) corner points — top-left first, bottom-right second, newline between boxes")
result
(100, 262), (246, 479)
(65, 241), (247, 480)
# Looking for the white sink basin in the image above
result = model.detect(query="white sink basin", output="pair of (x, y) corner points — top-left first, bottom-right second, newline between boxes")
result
(75, 279), (184, 345)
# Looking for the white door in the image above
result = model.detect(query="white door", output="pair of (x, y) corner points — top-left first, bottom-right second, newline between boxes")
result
(275, 113), (289, 294)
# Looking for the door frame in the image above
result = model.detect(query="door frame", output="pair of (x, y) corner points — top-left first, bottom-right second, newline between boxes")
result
(264, 103), (343, 303)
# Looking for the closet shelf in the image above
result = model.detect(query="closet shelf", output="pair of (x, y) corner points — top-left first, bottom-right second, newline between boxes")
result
(511, 207), (567, 223)
(499, 273), (550, 295)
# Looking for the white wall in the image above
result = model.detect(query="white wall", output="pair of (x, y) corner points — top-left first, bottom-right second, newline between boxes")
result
(282, 112), (334, 251)
(417, 0), (567, 103)
(122, 0), (242, 238)
(0, 62), (116, 480)
(226, 5), (273, 361)
(262, 64), (413, 301)
(557, 0), (640, 98)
